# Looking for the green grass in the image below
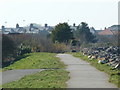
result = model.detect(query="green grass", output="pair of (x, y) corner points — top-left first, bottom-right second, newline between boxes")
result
(0, 85), (2, 89)
(2, 69), (69, 88)
(3, 52), (66, 71)
(0, 69), (2, 72)
(2, 52), (69, 88)
(71, 52), (120, 88)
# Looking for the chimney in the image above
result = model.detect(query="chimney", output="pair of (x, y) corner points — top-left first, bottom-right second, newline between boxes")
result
(45, 23), (48, 27)
(29, 23), (33, 31)
(73, 23), (75, 27)
(30, 23), (33, 28)
(1, 26), (5, 31)
(16, 23), (19, 28)
(104, 27), (107, 30)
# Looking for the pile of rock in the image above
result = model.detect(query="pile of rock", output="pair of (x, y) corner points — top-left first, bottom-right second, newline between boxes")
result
(81, 46), (120, 69)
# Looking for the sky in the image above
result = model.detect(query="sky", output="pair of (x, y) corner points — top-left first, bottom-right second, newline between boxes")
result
(0, 0), (119, 30)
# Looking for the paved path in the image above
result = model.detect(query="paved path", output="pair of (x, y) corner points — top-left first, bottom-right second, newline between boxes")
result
(1, 69), (44, 85)
(57, 54), (117, 88)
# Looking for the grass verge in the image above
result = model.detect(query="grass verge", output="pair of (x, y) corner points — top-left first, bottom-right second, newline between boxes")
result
(0, 69), (2, 72)
(2, 52), (69, 88)
(0, 85), (2, 89)
(3, 52), (66, 71)
(71, 52), (120, 88)
(2, 69), (69, 88)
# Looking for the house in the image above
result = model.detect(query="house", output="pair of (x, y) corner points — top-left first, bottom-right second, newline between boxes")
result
(70, 23), (77, 31)
(98, 29), (114, 36)
(96, 30), (103, 33)
(90, 27), (97, 34)
(108, 25), (120, 31)
(2, 27), (17, 34)
(1, 23), (54, 34)
(111, 30), (118, 35)
(97, 25), (119, 36)
(90, 25), (119, 36)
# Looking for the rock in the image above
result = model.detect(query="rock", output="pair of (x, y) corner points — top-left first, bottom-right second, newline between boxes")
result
(88, 55), (92, 59)
(98, 60), (106, 64)
(91, 56), (96, 59)
(109, 59), (114, 62)
(114, 63), (120, 69)
(71, 49), (76, 52)
(81, 46), (119, 69)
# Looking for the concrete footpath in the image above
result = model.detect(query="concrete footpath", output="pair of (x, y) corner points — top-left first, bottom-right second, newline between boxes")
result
(2, 69), (44, 84)
(57, 54), (117, 88)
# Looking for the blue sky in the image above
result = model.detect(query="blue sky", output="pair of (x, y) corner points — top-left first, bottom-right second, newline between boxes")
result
(0, 0), (118, 29)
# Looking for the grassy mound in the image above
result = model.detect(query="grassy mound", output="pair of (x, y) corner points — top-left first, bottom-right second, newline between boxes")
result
(2, 52), (69, 88)
(3, 69), (69, 88)
(3, 52), (66, 71)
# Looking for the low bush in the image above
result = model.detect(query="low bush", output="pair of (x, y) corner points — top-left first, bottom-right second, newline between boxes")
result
(3, 34), (70, 67)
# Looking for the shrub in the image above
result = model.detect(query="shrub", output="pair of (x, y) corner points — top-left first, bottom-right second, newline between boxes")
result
(2, 34), (17, 62)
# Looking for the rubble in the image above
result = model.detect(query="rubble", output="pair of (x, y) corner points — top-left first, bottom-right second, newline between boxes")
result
(81, 46), (120, 69)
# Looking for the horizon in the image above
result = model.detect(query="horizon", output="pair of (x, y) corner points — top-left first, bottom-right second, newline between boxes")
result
(0, 22), (118, 30)
(0, 0), (118, 30)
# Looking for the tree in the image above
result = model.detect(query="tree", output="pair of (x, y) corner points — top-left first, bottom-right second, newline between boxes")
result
(75, 22), (97, 44)
(51, 23), (73, 43)
(2, 35), (16, 61)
